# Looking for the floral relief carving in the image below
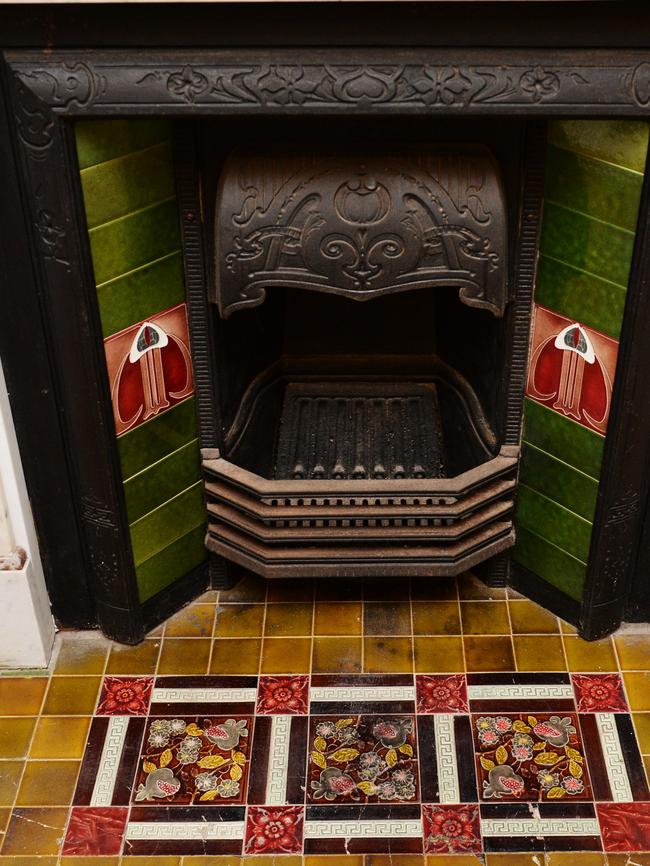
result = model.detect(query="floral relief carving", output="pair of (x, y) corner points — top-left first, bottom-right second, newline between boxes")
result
(519, 65), (561, 102)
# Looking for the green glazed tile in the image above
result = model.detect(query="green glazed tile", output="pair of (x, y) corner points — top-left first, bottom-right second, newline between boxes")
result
(81, 141), (176, 229)
(516, 483), (593, 563)
(75, 118), (171, 169)
(540, 202), (635, 288)
(513, 526), (587, 602)
(97, 251), (184, 338)
(545, 144), (644, 232)
(130, 481), (205, 566)
(548, 119), (649, 173)
(125, 438), (201, 523)
(520, 442), (599, 522)
(137, 524), (207, 602)
(523, 398), (605, 479)
(118, 396), (198, 480)
(88, 198), (181, 285)
(535, 254), (627, 339)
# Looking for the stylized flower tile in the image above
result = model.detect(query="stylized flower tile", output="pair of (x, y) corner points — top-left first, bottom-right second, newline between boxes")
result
(62, 806), (128, 856)
(416, 674), (468, 713)
(245, 805), (304, 854)
(572, 673), (629, 713)
(307, 714), (419, 804)
(257, 675), (309, 715)
(597, 802), (650, 851)
(97, 676), (153, 716)
(133, 715), (251, 805)
(422, 803), (482, 854)
(472, 712), (592, 801)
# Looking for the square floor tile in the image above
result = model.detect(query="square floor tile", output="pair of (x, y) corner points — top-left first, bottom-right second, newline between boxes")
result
(464, 637), (514, 672)
(2, 806), (69, 854)
(414, 636), (464, 673)
(461, 601), (510, 635)
(416, 675), (468, 713)
(572, 673), (628, 712)
(210, 638), (261, 675)
(257, 675), (309, 714)
(96, 676), (153, 716)
(245, 805), (304, 853)
(422, 803), (481, 854)
(312, 637), (363, 673)
(597, 802), (650, 851)
(364, 637), (414, 673)
(62, 806), (128, 856)
(261, 638), (311, 673)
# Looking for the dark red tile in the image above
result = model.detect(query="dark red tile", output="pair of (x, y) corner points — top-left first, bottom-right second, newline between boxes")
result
(572, 673), (629, 713)
(598, 802), (650, 851)
(62, 806), (128, 856)
(97, 676), (153, 716)
(422, 803), (481, 854)
(416, 674), (468, 713)
(256, 675), (309, 715)
(244, 805), (304, 854)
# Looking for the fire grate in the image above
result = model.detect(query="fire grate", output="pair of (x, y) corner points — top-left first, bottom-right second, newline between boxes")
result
(274, 382), (445, 481)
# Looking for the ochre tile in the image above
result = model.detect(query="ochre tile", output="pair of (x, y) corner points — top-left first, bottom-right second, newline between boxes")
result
(645, 754), (650, 786)
(614, 633), (650, 670)
(364, 637), (413, 673)
(413, 636), (464, 673)
(458, 572), (507, 600)
(54, 633), (108, 675)
(0, 857), (58, 866)
(411, 577), (457, 601)
(157, 638), (211, 674)
(608, 856), (650, 866)
(214, 604), (265, 638)
(42, 676), (101, 715)
(412, 601), (461, 635)
(0, 718), (36, 758)
(264, 602), (313, 637)
(267, 578), (314, 603)
(116, 858), (180, 866)
(546, 855), (606, 866)
(0, 678), (47, 716)
(366, 857), (424, 865)
(426, 857), (483, 866)
(508, 598), (559, 633)
(164, 603), (215, 637)
(105, 639), (160, 674)
(634, 713), (650, 753)
(1, 807), (69, 854)
(218, 570), (267, 603)
(314, 601), (362, 635)
(563, 635), (618, 671)
(464, 635), (515, 672)
(0, 807), (10, 834)
(485, 855), (540, 865)
(364, 601), (412, 635)
(261, 638), (312, 673)
(30, 716), (91, 759)
(312, 637), (362, 673)
(183, 858), (241, 866)
(624, 672), (650, 710)
(0, 760), (24, 807)
(460, 601), (510, 635)
(513, 635), (567, 671)
(60, 858), (121, 866)
(16, 759), (80, 806)
(306, 858), (363, 866)
(210, 638), (261, 675)
(560, 619), (578, 634)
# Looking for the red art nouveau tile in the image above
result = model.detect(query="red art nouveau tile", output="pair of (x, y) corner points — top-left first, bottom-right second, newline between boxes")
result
(62, 806), (128, 856)
(416, 674), (468, 713)
(133, 716), (251, 804)
(572, 673), (629, 712)
(97, 676), (153, 715)
(422, 803), (482, 854)
(472, 712), (592, 801)
(245, 805), (304, 854)
(307, 714), (418, 804)
(526, 304), (618, 435)
(597, 802), (650, 851)
(256, 674), (309, 715)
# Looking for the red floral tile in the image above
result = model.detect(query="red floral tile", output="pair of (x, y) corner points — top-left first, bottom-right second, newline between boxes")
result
(416, 674), (468, 713)
(62, 806), (128, 856)
(472, 712), (592, 801)
(572, 673), (629, 713)
(245, 805), (304, 854)
(133, 715), (251, 804)
(257, 675), (309, 715)
(97, 676), (153, 715)
(422, 804), (481, 854)
(598, 802), (650, 851)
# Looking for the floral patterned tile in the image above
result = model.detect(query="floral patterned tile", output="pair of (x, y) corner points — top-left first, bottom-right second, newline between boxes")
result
(96, 675), (153, 716)
(416, 674), (468, 713)
(422, 803), (482, 854)
(256, 674), (309, 714)
(245, 805), (304, 854)
(572, 673), (629, 713)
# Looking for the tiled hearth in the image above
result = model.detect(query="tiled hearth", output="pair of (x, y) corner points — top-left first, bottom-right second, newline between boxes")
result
(1, 572), (650, 863)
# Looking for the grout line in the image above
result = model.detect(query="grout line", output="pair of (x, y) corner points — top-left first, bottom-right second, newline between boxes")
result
(408, 578), (416, 678)
(456, 576), (468, 676)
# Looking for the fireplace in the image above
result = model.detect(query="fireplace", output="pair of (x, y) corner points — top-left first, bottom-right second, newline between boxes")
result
(177, 117), (545, 582)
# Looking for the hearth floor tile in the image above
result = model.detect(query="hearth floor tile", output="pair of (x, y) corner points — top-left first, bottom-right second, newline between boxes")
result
(1, 574), (650, 861)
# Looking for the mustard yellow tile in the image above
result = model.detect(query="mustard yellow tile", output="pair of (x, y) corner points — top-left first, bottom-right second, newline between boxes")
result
(0, 806), (10, 833)
(634, 712), (650, 753)
(464, 636), (514, 672)
(546, 854), (605, 866)
(165, 603), (215, 637)
(608, 855), (650, 866)
(42, 676), (101, 715)
(214, 604), (265, 638)
(364, 602), (412, 635)
(61, 858), (120, 866)
(105, 638), (160, 674)
(513, 635), (567, 671)
(261, 638), (311, 673)
(157, 638), (211, 674)
(264, 602), (313, 637)
(460, 601), (510, 635)
(16, 759), (79, 806)
(614, 633), (650, 670)
(0, 679), (47, 716)
(314, 602), (362, 635)
(0, 718), (35, 758)
(426, 857), (483, 866)
(413, 636), (464, 673)
(563, 635), (618, 671)
(183, 858), (241, 866)
(645, 753), (650, 786)
(210, 638), (261, 675)
(117, 857), (180, 866)
(485, 855), (540, 865)
(560, 619), (578, 634)
(458, 572), (507, 599)
(54, 633), (108, 674)
(624, 671), (650, 710)
(243, 858), (302, 866)
(366, 856), (424, 865)
(306, 858), (363, 866)
(0, 857), (58, 866)
(30, 716), (90, 759)
(364, 637), (413, 673)
(0, 760), (24, 807)
(508, 598), (559, 633)
(312, 637), (362, 673)
(412, 601), (461, 635)
(1, 806), (69, 854)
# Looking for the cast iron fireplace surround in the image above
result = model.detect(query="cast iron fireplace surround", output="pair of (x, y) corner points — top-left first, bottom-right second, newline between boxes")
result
(3, 7), (650, 643)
